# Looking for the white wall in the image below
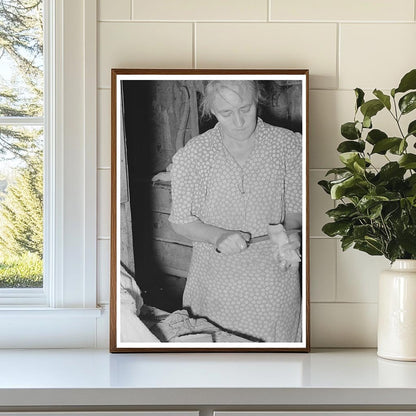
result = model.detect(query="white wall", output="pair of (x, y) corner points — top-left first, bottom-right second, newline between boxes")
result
(96, 0), (416, 347)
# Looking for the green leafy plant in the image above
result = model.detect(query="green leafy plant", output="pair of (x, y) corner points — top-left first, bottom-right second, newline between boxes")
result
(319, 69), (416, 262)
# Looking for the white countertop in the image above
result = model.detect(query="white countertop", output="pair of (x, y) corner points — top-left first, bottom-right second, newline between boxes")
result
(0, 348), (416, 408)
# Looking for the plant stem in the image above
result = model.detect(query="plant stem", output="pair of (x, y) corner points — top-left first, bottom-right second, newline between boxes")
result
(390, 97), (407, 139)
(380, 214), (391, 241)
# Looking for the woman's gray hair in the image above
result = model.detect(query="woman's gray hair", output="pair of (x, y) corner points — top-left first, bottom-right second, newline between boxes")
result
(200, 80), (261, 119)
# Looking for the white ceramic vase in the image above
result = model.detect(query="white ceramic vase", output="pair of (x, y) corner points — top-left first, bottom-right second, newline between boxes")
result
(378, 259), (416, 361)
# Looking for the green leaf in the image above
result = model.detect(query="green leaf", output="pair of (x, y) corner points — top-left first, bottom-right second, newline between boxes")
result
(365, 236), (384, 251)
(398, 227), (416, 255)
(325, 167), (352, 176)
(326, 203), (357, 220)
(357, 195), (389, 211)
(407, 196), (416, 207)
(395, 69), (416, 94)
(407, 120), (416, 137)
(337, 140), (365, 153)
(400, 198), (411, 211)
(405, 175), (416, 197)
(353, 224), (374, 240)
(408, 174), (416, 185)
(353, 158), (367, 174)
(330, 176), (357, 199)
(389, 139), (408, 155)
(371, 137), (402, 154)
(369, 203), (383, 220)
(386, 240), (403, 263)
(383, 191), (401, 201)
(399, 92), (416, 115)
(366, 129), (388, 145)
(318, 180), (331, 194)
(373, 89), (391, 110)
(399, 154), (416, 169)
(354, 241), (383, 256)
(341, 235), (355, 251)
(360, 99), (384, 119)
(322, 221), (351, 237)
(355, 88), (365, 110)
(377, 162), (406, 181)
(329, 175), (354, 186)
(363, 116), (372, 129)
(330, 175), (370, 200)
(410, 206), (416, 222)
(341, 122), (361, 140)
(406, 174), (416, 188)
(339, 152), (360, 166)
(384, 203), (400, 222)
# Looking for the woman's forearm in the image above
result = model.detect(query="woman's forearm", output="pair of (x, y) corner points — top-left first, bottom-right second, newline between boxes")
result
(171, 220), (251, 255)
(170, 219), (225, 246)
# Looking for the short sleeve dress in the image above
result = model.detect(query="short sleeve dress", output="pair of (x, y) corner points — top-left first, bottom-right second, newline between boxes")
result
(169, 118), (302, 342)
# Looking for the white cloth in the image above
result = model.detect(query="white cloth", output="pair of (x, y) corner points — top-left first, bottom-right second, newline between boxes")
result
(119, 265), (159, 343)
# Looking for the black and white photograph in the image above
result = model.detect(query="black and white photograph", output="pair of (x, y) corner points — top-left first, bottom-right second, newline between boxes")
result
(110, 69), (309, 352)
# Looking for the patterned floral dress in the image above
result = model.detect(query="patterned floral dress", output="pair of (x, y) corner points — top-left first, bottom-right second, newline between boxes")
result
(169, 118), (302, 342)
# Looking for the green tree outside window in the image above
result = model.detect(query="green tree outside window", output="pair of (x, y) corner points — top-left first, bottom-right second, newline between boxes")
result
(0, 0), (44, 288)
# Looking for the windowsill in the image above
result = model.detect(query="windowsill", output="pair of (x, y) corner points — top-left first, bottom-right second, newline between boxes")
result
(0, 348), (415, 409)
(0, 307), (104, 348)
(0, 306), (102, 316)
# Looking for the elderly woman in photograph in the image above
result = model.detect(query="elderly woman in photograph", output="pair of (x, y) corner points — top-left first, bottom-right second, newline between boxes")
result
(168, 80), (302, 342)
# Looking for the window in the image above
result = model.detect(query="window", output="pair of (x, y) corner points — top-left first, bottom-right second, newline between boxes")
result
(0, 0), (44, 292)
(0, 0), (100, 348)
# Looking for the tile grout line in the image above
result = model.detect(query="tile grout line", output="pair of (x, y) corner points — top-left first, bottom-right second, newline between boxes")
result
(267, 0), (271, 22)
(336, 22), (340, 90)
(98, 19), (416, 24)
(309, 236), (338, 239)
(310, 302), (378, 306)
(193, 22), (197, 69)
(333, 230), (338, 302)
(130, 0), (133, 20)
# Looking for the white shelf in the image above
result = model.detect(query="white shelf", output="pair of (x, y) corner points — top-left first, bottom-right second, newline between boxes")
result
(0, 348), (416, 409)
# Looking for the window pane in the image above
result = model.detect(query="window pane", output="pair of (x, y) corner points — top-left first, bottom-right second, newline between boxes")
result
(0, 126), (43, 288)
(0, 0), (44, 117)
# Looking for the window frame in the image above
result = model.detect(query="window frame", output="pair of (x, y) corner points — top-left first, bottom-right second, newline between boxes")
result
(0, 0), (100, 348)
(0, 0), (46, 303)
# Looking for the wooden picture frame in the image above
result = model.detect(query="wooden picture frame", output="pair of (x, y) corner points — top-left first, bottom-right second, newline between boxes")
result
(110, 69), (310, 352)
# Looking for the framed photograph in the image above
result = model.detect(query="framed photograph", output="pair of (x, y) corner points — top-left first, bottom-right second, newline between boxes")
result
(110, 69), (310, 352)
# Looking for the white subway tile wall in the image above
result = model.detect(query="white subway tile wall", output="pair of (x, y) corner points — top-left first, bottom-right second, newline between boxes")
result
(97, 169), (111, 239)
(309, 90), (354, 169)
(336, 246), (390, 303)
(270, 0), (414, 22)
(99, 0), (131, 21)
(97, 239), (110, 305)
(132, 0), (268, 21)
(340, 24), (416, 90)
(97, 0), (416, 347)
(311, 303), (378, 347)
(196, 23), (338, 89)
(98, 22), (193, 88)
(98, 90), (111, 168)
(310, 239), (336, 302)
